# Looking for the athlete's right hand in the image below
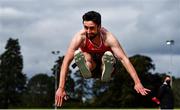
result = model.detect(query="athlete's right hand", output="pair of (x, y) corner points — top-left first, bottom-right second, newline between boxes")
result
(55, 87), (68, 107)
(134, 82), (151, 96)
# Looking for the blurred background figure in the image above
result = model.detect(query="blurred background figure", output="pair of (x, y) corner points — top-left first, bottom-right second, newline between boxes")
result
(152, 75), (174, 110)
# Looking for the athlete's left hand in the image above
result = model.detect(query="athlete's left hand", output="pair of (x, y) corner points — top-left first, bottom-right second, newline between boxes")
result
(134, 83), (151, 96)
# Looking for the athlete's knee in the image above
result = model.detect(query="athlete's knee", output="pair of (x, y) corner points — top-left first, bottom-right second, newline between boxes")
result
(74, 49), (82, 56)
(86, 61), (96, 71)
(83, 52), (96, 71)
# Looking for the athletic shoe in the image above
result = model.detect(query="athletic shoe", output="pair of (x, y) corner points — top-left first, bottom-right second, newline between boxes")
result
(101, 51), (115, 82)
(74, 50), (92, 78)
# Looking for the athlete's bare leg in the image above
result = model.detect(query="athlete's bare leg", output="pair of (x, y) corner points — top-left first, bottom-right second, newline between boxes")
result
(82, 52), (96, 71)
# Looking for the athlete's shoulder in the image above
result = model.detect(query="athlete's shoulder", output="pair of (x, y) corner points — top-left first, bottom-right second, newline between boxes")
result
(101, 27), (114, 37)
(101, 27), (116, 41)
(74, 29), (86, 40)
(101, 27), (109, 34)
(75, 29), (86, 36)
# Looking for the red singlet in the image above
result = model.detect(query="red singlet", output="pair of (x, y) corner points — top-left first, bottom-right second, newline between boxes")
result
(80, 34), (112, 55)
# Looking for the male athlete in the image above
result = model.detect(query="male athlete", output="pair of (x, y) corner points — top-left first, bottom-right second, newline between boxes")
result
(55, 11), (150, 107)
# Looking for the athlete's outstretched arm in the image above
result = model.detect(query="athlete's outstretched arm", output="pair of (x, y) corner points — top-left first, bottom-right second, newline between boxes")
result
(55, 31), (85, 107)
(107, 33), (151, 95)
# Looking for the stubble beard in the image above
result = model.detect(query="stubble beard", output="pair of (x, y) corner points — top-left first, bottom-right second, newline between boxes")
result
(86, 32), (99, 41)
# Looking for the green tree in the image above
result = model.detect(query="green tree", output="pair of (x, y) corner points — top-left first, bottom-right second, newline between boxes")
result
(23, 74), (54, 108)
(91, 54), (162, 108)
(172, 78), (180, 107)
(0, 38), (27, 108)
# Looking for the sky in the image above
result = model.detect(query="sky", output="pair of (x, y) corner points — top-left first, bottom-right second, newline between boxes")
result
(0, 0), (180, 78)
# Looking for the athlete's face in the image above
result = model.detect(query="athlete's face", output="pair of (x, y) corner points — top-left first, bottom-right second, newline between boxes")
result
(83, 21), (100, 40)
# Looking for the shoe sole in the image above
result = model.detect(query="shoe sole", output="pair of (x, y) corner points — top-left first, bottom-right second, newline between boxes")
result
(101, 51), (115, 82)
(74, 50), (92, 78)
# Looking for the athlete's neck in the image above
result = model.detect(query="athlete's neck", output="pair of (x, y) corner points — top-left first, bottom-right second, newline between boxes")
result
(90, 34), (101, 47)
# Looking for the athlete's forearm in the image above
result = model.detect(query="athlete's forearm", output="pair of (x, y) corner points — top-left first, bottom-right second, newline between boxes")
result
(58, 54), (74, 89)
(59, 63), (69, 89)
(121, 57), (141, 84)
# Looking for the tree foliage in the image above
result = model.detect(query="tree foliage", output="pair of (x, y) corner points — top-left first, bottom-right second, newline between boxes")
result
(22, 74), (54, 108)
(0, 38), (26, 108)
(172, 78), (180, 107)
(90, 54), (162, 108)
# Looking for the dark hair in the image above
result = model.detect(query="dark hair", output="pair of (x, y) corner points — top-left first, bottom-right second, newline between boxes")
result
(82, 11), (101, 26)
(163, 74), (171, 81)
(165, 74), (171, 78)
